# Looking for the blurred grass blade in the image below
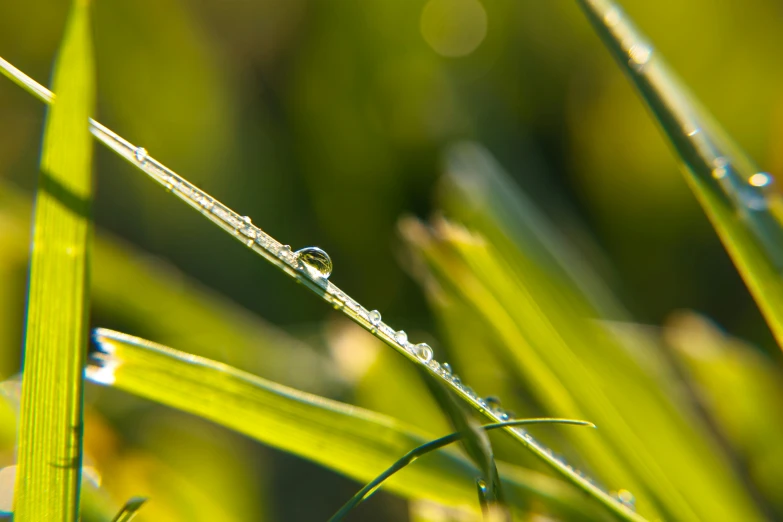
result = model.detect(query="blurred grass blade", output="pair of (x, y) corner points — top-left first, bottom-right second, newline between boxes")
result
(14, 1), (94, 520)
(421, 373), (505, 512)
(329, 418), (593, 522)
(575, 0), (783, 350)
(86, 329), (608, 520)
(110, 497), (147, 522)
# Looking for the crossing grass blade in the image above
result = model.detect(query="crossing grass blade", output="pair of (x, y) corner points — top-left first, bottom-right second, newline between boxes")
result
(328, 418), (594, 522)
(405, 142), (767, 521)
(85, 328), (609, 521)
(13, 1), (95, 520)
(575, 0), (783, 351)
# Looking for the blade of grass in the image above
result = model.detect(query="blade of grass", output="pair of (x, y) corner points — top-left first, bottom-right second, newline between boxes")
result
(329, 418), (594, 522)
(421, 372), (505, 513)
(14, 1), (94, 520)
(110, 497), (147, 522)
(86, 328), (609, 521)
(575, 0), (783, 351)
(0, 56), (641, 521)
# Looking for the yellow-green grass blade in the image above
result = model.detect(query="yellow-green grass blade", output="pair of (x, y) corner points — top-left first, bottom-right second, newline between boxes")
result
(575, 0), (783, 350)
(0, 180), (338, 394)
(14, 1), (95, 520)
(431, 144), (767, 520)
(86, 329), (609, 521)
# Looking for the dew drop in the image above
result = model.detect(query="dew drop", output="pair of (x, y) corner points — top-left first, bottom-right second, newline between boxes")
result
(749, 172), (772, 188)
(134, 147), (148, 164)
(499, 411), (510, 421)
(294, 247), (333, 279)
(415, 343), (433, 363)
(617, 489), (636, 511)
(441, 362), (452, 375)
(369, 310), (382, 327)
(485, 396), (501, 408)
(628, 43), (652, 69)
(394, 330), (408, 345)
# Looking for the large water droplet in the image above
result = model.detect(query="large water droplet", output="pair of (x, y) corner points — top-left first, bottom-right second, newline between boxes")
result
(394, 330), (408, 345)
(294, 247), (333, 279)
(134, 147), (148, 164)
(415, 343), (433, 363)
(369, 310), (382, 327)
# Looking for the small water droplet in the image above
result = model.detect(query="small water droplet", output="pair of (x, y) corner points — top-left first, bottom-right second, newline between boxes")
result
(749, 172), (772, 188)
(523, 433), (533, 442)
(134, 147), (148, 164)
(294, 247), (333, 279)
(415, 343), (433, 363)
(628, 43), (652, 69)
(712, 157), (729, 179)
(617, 489), (636, 510)
(452, 375), (462, 387)
(485, 396), (501, 408)
(369, 310), (382, 327)
(476, 478), (488, 498)
(246, 239), (254, 247)
(499, 411), (510, 421)
(428, 360), (440, 371)
(604, 6), (621, 26)
(442, 362), (452, 375)
(395, 330), (408, 345)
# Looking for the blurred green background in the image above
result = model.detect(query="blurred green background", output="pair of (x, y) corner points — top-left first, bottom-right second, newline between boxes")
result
(2, 0), (783, 520)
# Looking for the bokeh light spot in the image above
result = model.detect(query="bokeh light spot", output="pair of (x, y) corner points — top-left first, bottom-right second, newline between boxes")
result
(420, 0), (487, 58)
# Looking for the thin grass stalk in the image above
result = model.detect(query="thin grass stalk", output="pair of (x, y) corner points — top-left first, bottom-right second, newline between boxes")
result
(0, 58), (644, 522)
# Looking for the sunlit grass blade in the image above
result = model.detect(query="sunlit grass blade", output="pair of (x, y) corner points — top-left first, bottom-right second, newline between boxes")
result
(0, 59), (642, 520)
(329, 418), (594, 522)
(575, 0), (783, 350)
(14, 1), (94, 520)
(426, 143), (768, 521)
(86, 328), (609, 520)
(110, 497), (147, 522)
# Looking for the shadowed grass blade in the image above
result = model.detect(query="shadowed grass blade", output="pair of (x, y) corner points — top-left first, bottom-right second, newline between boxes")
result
(110, 497), (147, 522)
(14, 1), (94, 520)
(575, 0), (783, 351)
(86, 329), (608, 520)
(329, 418), (594, 522)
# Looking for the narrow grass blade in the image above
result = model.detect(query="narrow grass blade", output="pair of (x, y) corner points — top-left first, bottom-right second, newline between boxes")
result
(0, 58), (640, 520)
(421, 374), (505, 512)
(86, 329), (608, 520)
(14, 1), (94, 520)
(575, 0), (783, 350)
(110, 497), (147, 522)
(329, 418), (593, 522)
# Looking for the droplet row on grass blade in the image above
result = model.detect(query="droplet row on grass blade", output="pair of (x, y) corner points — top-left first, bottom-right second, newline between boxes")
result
(0, 56), (645, 522)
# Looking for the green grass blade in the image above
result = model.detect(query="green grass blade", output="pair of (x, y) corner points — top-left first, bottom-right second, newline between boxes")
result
(329, 418), (593, 522)
(110, 497), (147, 522)
(575, 0), (783, 350)
(0, 61), (641, 521)
(14, 1), (95, 520)
(86, 328), (609, 520)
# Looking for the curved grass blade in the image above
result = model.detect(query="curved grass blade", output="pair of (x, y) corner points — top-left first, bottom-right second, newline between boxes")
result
(329, 418), (594, 522)
(110, 497), (147, 522)
(86, 329), (609, 520)
(575, 0), (783, 350)
(0, 59), (641, 521)
(13, 1), (94, 520)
